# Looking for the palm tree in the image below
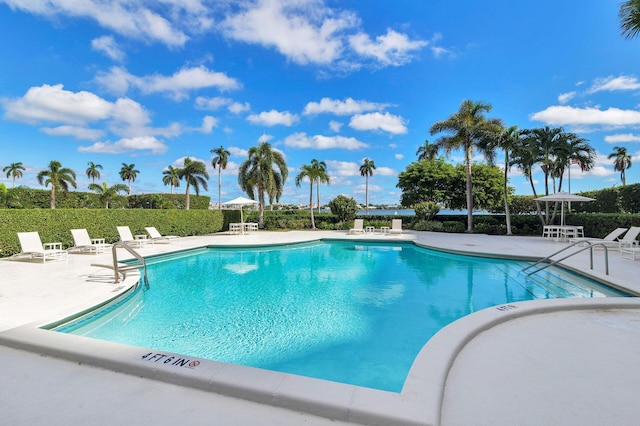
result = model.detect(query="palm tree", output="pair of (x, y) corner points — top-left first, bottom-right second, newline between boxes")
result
(295, 163), (318, 229)
(119, 163), (139, 193)
(620, 0), (640, 39)
(510, 133), (546, 225)
(609, 146), (633, 186)
(85, 161), (103, 184)
(359, 158), (376, 215)
(553, 132), (595, 192)
(311, 159), (330, 213)
(488, 125), (519, 235)
(238, 142), (288, 227)
(211, 146), (230, 210)
(521, 126), (564, 197)
(177, 158), (209, 210)
(162, 165), (181, 194)
(3, 162), (25, 188)
(88, 182), (129, 208)
(36, 160), (77, 209)
(430, 99), (503, 232)
(416, 139), (439, 161)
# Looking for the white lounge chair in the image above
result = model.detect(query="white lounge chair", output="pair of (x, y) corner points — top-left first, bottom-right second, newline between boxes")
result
(69, 229), (106, 254)
(349, 219), (364, 234)
(389, 219), (403, 235)
(569, 227), (627, 247)
(14, 231), (68, 263)
(145, 227), (180, 244)
(117, 226), (154, 248)
(618, 227), (640, 250)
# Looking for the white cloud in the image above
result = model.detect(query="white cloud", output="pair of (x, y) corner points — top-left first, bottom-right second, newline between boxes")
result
(349, 112), (408, 134)
(326, 160), (359, 176)
(349, 28), (426, 66)
(228, 101), (250, 114)
(376, 166), (396, 176)
(247, 110), (298, 126)
(530, 105), (640, 128)
(96, 66), (241, 99)
(283, 132), (368, 150)
(91, 35), (125, 61)
(228, 146), (249, 158)
(588, 75), (640, 93)
(604, 133), (640, 143)
(195, 96), (232, 110)
(41, 125), (105, 140)
(394, 153), (404, 160)
(78, 136), (167, 154)
(200, 115), (218, 133)
(303, 97), (388, 115)
(221, 0), (355, 65)
(3, 0), (191, 47)
(258, 133), (274, 143)
(557, 91), (576, 104)
(329, 120), (343, 132)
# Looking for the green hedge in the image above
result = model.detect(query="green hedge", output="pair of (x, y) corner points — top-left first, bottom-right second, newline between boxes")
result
(0, 209), (224, 257)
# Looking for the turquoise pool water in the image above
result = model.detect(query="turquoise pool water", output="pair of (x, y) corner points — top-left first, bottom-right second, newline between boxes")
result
(57, 241), (626, 392)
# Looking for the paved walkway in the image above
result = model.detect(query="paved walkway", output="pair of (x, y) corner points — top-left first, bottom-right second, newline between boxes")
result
(0, 230), (638, 425)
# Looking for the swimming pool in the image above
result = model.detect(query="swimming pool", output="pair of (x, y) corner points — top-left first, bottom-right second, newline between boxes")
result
(56, 240), (626, 392)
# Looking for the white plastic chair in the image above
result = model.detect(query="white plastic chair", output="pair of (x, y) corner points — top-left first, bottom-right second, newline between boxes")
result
(14, 231), (68, 263)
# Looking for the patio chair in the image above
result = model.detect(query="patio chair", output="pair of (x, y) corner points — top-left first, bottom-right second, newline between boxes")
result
(117, 226), (154, 248)
(68, 229), (106, 254)
(569, 227), (627, 247)
(618, 227), (640, 250)
(145, 227), (180, 244)
(14, 231), (68, 263)
(348, 219), (364, 234)
(389, 219), (403, 235)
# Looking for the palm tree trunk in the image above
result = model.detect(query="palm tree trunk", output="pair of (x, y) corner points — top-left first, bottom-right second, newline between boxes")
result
(218, 169), (222, 210)
(503, 160), (512, 236)
(185, 183), (190, 210)
(309, 181), (315, 229)
(258, 189), (265, 228)
(50, 186), (56, 209)
(465, 147), (473, 233)
(365, 176), (369, 215)
(316, 182), (321, 214)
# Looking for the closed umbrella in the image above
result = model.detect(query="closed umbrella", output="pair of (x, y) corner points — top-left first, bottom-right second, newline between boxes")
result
(534, 192), (595, 226)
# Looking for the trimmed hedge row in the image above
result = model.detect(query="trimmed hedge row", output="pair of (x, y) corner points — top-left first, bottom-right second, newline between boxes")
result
(0, 209), (224, 257)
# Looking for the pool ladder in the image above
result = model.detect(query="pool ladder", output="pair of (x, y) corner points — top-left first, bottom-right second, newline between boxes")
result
(92, 242), (149, 289)
(522, 241), (610, 277)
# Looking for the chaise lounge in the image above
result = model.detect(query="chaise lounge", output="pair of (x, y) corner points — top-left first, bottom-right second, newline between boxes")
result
(389, 219), (403, 235)
(68, 229), (107, 254)
(349, 219), (365, 234)
(117, 226), (154, 248)
(14, 231), (68, 263)
(145, 227), (180, 244)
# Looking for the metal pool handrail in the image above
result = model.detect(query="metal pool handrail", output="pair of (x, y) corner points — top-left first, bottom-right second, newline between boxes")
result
(110, 242), (149, 288)
(522, 241), (610, 276)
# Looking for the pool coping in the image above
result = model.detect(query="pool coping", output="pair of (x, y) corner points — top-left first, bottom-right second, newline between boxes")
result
(1, 232), (639, 425)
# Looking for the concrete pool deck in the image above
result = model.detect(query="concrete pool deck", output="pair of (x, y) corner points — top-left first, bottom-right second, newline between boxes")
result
(1, 230), (639, 425)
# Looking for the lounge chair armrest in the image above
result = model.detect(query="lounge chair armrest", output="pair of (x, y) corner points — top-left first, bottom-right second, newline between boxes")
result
(44, 242), (63, 251)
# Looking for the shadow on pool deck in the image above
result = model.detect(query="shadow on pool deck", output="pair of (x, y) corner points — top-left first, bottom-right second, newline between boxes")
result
(0, 230), (639, 425)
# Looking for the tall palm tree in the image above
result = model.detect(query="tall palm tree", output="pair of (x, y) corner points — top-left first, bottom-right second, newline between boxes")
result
(238, 142), (288, 227)
(3, 162), (25, 188)
(119, 163), (139, 193)
(359, 158), (376, 215)
(211, 145), (230, 210)
(620, 0), (640, 39)
(553, 132), (595, 192)
(430, 99), (503, 232)
(609, 146), (633, 186)
(311, 159), (330, 213)
(85, 161), (103, 184)
(162, 165), (181, 194)
(416, 139), (439, 161)
(510, 133), (546, 226)
(295, 163), (318, 229)
(487, 125), (519, 235)
(36, 160), (77, 209)
(88, 182), (129, 208)
(177, 158), (209, 210)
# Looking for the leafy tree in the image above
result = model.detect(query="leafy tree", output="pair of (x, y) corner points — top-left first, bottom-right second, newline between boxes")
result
(162, 165), (181, 194)
(211, 145), (230, 210)
(119, 163), (139, 193)
(238, 142), (288, 227)
(609, 146), (632, 186)
(328, 195), (358, 222)
(88, 181), (129, 208)
(430, 99), (502, 232)
(36, 160), (77, 209)
(414, 201), (440, 221)
(311, 159), (330, 213)
(178, 158), (209, 210)
(359, 158), (376, 215)
(3, 162), (25, 188)
(416, 139), (439, 161)
(397, 158), (457, 207)
(85, 161), (103, 184)
(620, 0), (640, 39)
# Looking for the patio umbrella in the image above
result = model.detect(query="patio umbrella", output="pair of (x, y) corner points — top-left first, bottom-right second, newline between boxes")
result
(222, 196), (258, 224)
(534, 192), (595, 226)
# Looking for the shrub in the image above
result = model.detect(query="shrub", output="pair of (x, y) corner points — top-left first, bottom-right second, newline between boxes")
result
(414, 201), (440, 221)
(328, 195), (358, 222)
(413, 220), (443, 232)
(442, 221), (465, 233)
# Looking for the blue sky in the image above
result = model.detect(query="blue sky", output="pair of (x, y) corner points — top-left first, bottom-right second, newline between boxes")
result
(1, 0), (639, 207)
